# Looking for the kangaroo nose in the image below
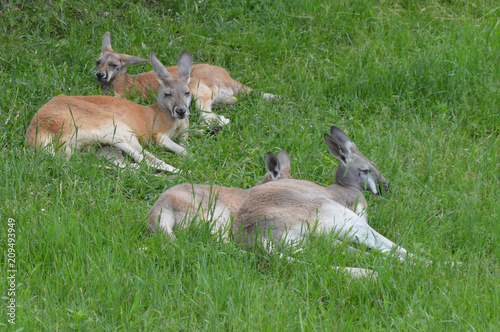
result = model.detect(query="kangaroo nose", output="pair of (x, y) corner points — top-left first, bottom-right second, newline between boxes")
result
(96, 72), (106, 80)
(176, 107), (187, 117)
(383, 181), (390, 194)
(378, 180), (390, 195)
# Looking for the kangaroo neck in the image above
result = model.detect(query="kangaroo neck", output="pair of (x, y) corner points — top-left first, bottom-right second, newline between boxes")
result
(148, 104), (176, 122)
(326, 182), (367, 215)
(98, 80), (113, 95)
(108, 72), (131, 97)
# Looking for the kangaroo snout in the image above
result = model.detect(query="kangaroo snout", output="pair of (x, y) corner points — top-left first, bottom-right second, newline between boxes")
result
(378, 179), (390, 195)
(174, 106), (188, 118)
(95, 71), (107, 81)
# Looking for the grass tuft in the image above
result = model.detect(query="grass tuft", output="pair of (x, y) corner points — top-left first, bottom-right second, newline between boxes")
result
(1, 0), (499, 329)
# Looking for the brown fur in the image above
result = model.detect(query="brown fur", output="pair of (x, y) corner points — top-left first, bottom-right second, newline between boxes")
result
(95, 32), (257, 126)
(26, 51), (194, 173)
(148, 150), (292, 239)
(26, 95), (182, 146)
(232, 126), (406, 279)
(108, 64), (248, 100)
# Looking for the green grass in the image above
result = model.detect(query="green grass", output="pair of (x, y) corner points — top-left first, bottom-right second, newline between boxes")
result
(1, 0), (499, 330)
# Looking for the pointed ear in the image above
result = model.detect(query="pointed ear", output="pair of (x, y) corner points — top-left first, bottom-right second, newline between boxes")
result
(150, 52), (172, 84)
(265, 152), (281, 180)
(177, 50), (193, 83)
(324, 133), (351, 164)
(330, 125), (359, 153)
(120, 54), (149, 66)
(277, 150), (291, 171)
(329, 126), (351, 144)
(102, 32), (112, 52)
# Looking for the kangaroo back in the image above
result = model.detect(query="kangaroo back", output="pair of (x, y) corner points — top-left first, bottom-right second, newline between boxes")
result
(148, 150), (292, 239)
(233, 126), (411, 263)
(94, 32), (256, 127)
(26, 51), (193, 173)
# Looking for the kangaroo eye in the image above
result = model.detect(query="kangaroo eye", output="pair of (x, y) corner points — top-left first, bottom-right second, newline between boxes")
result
(164, 92), (172, 97)
(96, 60), (101, 66)
(361, 169), (371, 174)
(185, 91), (190, 96)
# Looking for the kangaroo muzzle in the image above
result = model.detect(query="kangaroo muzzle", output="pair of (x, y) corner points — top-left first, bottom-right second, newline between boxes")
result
(95, 71), (107, 81)
(377, 179), (390, 195)
(174, 106), (188, 118)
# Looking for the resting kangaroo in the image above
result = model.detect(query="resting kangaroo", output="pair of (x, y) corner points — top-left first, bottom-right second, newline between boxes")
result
(148, 150), (292, 239)
(26, 51), (193, 173)
(233, 126), (412, 278)
(95, 32), (274, 127)
(310, 125), (390, 256)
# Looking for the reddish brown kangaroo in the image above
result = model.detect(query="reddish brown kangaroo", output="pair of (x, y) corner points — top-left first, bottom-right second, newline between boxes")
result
(26, 51), (194, 173)
(95, 32), (275, 127)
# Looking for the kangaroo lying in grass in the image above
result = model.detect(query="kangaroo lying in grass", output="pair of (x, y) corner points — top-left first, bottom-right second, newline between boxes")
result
(148, 150), (292, 239)
(26, 51), (193, 173)
(233, 126), (412, 279)
(95, 31), (275, 127)
(321, 126), (390, 221)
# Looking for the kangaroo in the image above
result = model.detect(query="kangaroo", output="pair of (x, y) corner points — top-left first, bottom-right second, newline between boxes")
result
(148, 150), (292, 239)
(313, 125), (390, 255)
(233, 126), (412, 278)
(95, 32), (274, 127)
(26, 51), (193, 173)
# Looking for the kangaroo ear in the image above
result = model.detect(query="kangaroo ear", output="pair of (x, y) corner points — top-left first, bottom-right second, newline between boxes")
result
(177, 50), (193, 83)
(277, 150), (291, 171)
(120, 54), (149, 66)
(330, 126), (352, 145)
(150, 52), (172, 84)
(324, 133), (351, 164)
(331, 125), (360, 153)
(102, 31), (112, 52)
(265, 152), (281, 180)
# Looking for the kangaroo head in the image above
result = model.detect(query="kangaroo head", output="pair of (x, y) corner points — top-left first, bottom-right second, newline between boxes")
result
(150, 51), (192, 119)
(94, 32), (148, 84)
(258, 150), (293, 185)
(325, 126), (389, 195)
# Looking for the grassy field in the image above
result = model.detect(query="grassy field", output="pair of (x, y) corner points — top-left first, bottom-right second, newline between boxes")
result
(1, 0), (499, 330)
